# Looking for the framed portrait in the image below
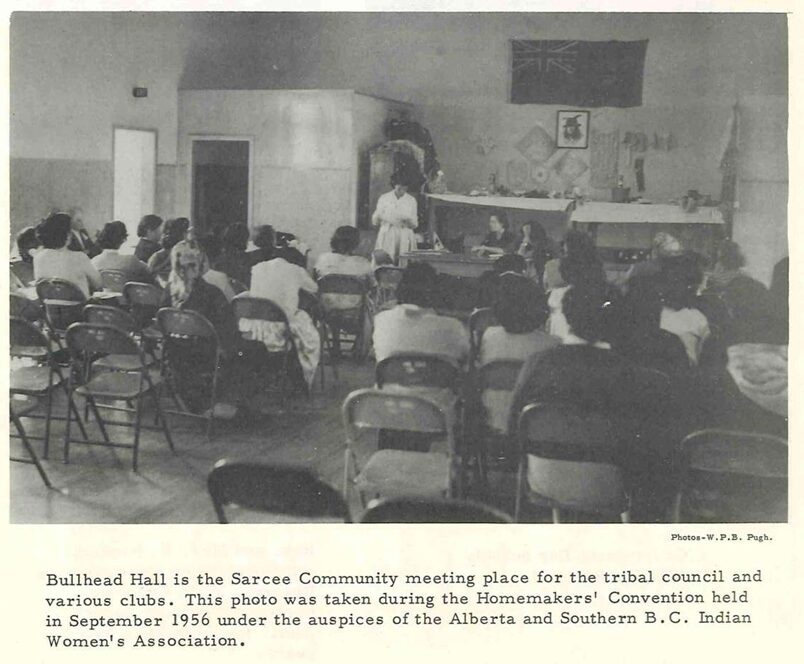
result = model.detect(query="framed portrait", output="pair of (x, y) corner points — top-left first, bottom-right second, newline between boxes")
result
(556, 110), (590, 149)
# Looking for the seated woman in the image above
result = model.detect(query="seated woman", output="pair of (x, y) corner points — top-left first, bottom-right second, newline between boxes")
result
(195, 233), (236, 302)
(546, 248), (607, 341)
(33, 212), (103, 297)
(373, 262), (470, 365)
(515, 220), (554, 286)
(479, 273), (559, 367)
(92, 221), (153, 284)
(215, 223), (251, 288)
(134, 215), (163, 263)
(472, 210), (515, 257)
(542, 229), (597, 292)
(148, 217), (189, 286)
(159, 240), (245, 416)
(657, 252), (710, 366)
(610, 276), (690, 375)
(11, 226), (40, 287)
(240, 226), (321, 391)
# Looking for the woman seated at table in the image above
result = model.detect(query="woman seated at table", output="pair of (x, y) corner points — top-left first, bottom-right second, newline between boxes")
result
(92, 221), (153, 284)
(33, 212), (103, 297)
(471, 210), (515, 257)
(239, 226), (321, 391)
(515, 220), (555, 286)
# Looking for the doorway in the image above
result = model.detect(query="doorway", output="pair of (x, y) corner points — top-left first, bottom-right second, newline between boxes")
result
(191, 139), (251, 236)
(113, 128), (156, 252)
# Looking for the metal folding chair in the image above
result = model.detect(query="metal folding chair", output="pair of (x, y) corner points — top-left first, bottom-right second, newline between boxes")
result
(515, 402), (629, 523)
(674, 429), (787, 523)
(123, 282), (163, 329)
(10, 402), (53, 488)
(375, 353), (461, 392)
(157, 307), (222, 442)
(342, 388), (460, 507)
(99, 269), (128, 300)
(64, 322), (174, 471)
(361, 496), (511, 523)
(318, 273), (370, 368)
(10, 292), (43, 322)
(35, 277), (86, 341)
(10, 316), (87, 461)
(232, 296), (299, 405)
(208, 459), (350, 523)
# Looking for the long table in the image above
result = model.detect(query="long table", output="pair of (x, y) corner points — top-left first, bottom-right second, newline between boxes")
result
(398, 251), (495, 279)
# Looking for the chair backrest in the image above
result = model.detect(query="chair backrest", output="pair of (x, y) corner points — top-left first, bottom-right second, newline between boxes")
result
(157, 307), (219, 342)
(84, 304), (139, 334)
(207, 460), (350, 523)
(317, 274), (368, 296)
(11, 261), (35, 286)
(361, 497), (511, 523)
(65, 322), (142, 359)
(374, 266), (405, 288)
(35, 277), (86, 303)
(123, 282), (163, 327)
(10, 316), (51, 359)
(231, 296), (290, 324)
(343, 388), (449, 439)
(375, 353), (461, 392)
(517, 402), (626, 516)
(99, 269), (128, 293)
(677, 429), (788, 523)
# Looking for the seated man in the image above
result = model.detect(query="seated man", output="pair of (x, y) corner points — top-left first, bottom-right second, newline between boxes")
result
(92, 221), (153, 284)
(373, 262), (469, 365)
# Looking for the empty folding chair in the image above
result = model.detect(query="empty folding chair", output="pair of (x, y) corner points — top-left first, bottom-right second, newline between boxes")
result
(515, 402), (629, 523)
(361, 497), (511, 523)
(64, 322), (174, 471)
(318, 274), (371, 366)
(99, 269), (128, 294)
(208, 460), (351, 523)
(232, 296), (299, 405)
(123, 282), (163, 329)
(10, 316), (88, 460)
(157, 307), (222, 442)
(342, 388), (460, 507)
(85, 305), (158, 370)
(674, 429), (787, 523)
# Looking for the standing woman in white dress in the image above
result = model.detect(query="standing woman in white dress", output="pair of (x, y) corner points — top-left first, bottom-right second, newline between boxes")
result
(372, 173), (418, 265)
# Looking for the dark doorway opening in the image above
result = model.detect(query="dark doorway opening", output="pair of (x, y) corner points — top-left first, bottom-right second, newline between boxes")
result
(191, 139), (250, 236)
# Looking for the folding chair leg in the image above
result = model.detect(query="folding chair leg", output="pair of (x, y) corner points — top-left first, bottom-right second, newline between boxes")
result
(551, 508), (562, 524)
(88, 397), (111, 443)
(152, 393), (175, 453)
(59, 379), (89, 441)
(131, 394), (144, 472)
(514, 461), (525, 522)
(43, 386), (54, 460)
(63, 388), (74, 465)
(11, 410), (53, 488)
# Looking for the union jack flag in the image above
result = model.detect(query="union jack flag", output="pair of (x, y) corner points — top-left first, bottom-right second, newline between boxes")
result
(511, 40), (579, 75)
(511, 39), (648, 108)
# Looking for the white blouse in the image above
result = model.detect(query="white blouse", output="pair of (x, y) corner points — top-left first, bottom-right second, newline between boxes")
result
(371, 191), (418, 229)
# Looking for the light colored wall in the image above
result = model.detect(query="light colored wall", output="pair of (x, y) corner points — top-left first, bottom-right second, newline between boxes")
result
(177, 90), (357, 257)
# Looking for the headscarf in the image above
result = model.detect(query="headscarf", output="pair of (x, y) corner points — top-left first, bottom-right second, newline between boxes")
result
(168, 240), (209, 307)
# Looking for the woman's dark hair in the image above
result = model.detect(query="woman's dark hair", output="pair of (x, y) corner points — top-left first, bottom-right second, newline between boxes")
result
(493, 253), (527, 275)
(197, 233), (222, 265)
(563, 285), (607, 343)
(330, 226), (361, 255)
(519, 220), (548, 247)
(716, 240), (746, 271)
(493, 273), (548, 334)
(559, 252), (605, 287)
(221, 223), (249, 252)
(137, 214), (163, 238)
(96, 221), (128, 250)
(659, 252), (704, 311)
(397, 262), (438, 308)
(161, 217), (190, 250)
(16, 227), (40, 261)
(253, 225), (276, 250)
(615, 277), (663, 342)
(36, 213), (72, 249)
(389, 172), (408, 188)
(490, 210), (509, 230)
(563, 229), (596, 260)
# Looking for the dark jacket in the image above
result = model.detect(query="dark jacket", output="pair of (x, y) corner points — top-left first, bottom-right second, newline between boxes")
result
(134, 238), (161, 263)
(67, 229), (101, 258)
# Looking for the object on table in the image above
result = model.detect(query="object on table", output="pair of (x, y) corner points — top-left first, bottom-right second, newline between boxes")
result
(634, 157), (645, 192)
(612, 186), (631, 203)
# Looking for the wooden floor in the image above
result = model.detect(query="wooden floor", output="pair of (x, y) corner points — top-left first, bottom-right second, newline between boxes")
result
(10, 360), (539, 524)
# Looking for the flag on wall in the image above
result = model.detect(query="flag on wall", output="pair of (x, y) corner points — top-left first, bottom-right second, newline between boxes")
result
(510, 39), (648, 107)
